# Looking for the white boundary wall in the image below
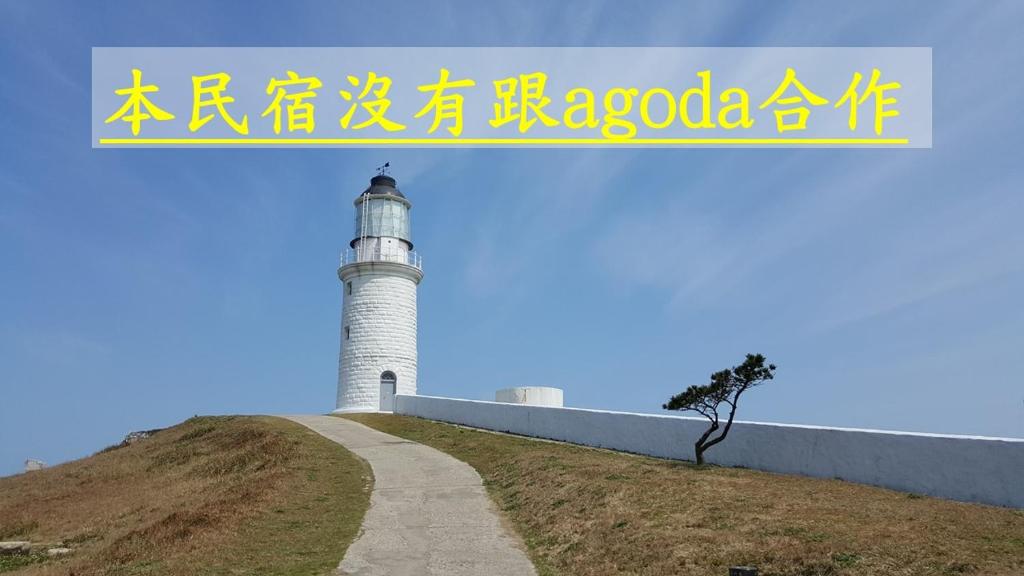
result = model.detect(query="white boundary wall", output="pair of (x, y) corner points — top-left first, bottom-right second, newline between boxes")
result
(395, 395), (1024, 508)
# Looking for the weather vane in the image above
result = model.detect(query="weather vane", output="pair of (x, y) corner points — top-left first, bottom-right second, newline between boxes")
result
(376, 162), (391, 176)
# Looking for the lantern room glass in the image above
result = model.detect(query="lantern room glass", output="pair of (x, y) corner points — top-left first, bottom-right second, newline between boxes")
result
(354, 197), (411, 242)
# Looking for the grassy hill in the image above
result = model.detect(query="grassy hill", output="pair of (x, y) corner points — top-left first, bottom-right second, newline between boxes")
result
(0, 416), (370, 576)
(5, 413), (1022, 576)
(345, 413), (1024, 576)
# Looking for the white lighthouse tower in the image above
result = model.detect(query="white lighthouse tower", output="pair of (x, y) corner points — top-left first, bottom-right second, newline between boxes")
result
(334, 172), (423, 413)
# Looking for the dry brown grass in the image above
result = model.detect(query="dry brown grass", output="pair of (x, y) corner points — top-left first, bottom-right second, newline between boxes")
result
(345, 413), (1024, 576)
(0, 416), (371, 576)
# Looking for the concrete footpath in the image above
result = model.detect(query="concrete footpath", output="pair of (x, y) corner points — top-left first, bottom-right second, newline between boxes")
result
(285, 415), (537, 576)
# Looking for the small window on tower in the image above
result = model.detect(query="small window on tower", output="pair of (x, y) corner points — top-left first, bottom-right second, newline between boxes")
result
(346, 282), (352, 295)
(345, 326), (350, 340)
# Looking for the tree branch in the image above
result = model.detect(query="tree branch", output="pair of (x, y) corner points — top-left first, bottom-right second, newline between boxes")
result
(702, 387), (744, 451)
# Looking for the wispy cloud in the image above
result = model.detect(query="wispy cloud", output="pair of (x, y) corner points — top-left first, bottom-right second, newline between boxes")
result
(460, 149), (636, 298)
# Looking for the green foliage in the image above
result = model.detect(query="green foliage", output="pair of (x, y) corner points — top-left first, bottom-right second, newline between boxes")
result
(664, 354), (775, 415)
(0, 553), (47, 573)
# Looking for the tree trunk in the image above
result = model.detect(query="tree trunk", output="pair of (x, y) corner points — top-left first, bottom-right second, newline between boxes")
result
(694, 442), (705, 465)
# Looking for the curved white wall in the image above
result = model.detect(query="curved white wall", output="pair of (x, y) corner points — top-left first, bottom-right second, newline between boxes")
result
(396, 395), (1024, 508)
(495, 387), (564, 407)
(335, 271), (418, 412)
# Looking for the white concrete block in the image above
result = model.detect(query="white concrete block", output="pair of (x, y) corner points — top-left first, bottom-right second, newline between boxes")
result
(495, 387), (563, 407)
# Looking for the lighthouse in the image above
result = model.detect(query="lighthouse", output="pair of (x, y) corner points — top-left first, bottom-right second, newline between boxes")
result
(334, 173), (423, 413)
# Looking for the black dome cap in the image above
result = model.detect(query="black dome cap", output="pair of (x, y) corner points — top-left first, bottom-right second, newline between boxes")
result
(361, 175), (406, 199)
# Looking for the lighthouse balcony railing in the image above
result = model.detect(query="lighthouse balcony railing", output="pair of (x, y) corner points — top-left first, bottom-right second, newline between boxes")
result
(340, 248), (422, 270)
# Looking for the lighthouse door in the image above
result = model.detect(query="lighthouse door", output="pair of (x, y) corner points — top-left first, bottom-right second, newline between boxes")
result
(379, 371), (397, 412)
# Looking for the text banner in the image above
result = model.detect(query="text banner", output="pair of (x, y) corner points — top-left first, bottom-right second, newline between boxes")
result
(92, 47), (932, 148)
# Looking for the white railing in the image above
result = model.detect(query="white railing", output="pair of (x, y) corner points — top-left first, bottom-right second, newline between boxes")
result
(340, 248), (422, 270)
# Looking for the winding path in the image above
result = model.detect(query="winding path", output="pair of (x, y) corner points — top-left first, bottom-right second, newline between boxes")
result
(286, 415), (537, 576)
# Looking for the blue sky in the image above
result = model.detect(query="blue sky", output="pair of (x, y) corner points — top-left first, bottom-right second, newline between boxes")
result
(2, 0), (1023, 476)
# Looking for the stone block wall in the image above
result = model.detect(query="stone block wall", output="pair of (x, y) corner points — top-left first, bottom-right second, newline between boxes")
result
(335, 271), (418, 412)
